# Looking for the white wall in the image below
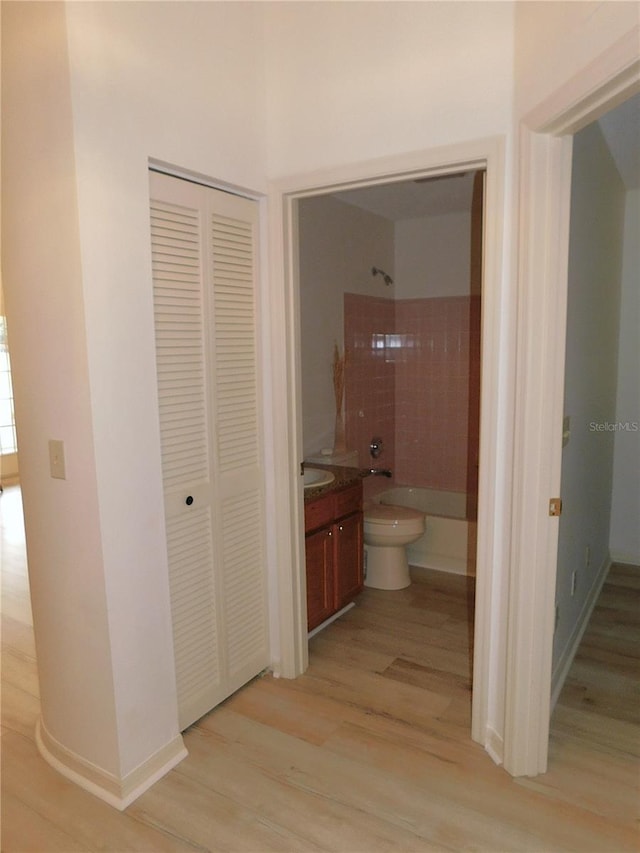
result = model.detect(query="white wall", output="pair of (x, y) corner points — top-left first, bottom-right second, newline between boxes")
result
(2, 0), (120, 775)
(610, 188), (640, 563)
(63, 0), (268, 779)
(395, 211), (471, 299)
(514, 1), (640, 117)
(2, 0), (268, 796)
(298, 195), (394, 456)
(554, 120), (625, 676)
(265, 1), (515, 177)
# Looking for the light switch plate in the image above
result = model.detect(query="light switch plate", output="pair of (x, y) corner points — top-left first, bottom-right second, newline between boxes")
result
(49, 439), (66, 480)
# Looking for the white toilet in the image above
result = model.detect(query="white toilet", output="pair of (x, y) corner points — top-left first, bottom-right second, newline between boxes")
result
(363, 503), (426, 590)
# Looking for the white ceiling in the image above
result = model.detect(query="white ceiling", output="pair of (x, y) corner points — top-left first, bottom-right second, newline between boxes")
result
(598, 92), (640, 189)
(333, 170), (477, 222)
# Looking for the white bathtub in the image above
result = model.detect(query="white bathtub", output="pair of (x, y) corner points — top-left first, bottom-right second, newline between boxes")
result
(374, 487), (477, 577)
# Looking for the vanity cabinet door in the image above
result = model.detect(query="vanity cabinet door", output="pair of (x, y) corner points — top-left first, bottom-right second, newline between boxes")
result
(334, 511), (364, 610)
(305, 525), (335, 631)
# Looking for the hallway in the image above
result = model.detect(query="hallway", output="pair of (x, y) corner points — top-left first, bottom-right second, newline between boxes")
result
(1, 484), (638, 851)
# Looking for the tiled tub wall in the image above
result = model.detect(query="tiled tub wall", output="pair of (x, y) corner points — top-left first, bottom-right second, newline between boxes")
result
(344, 292), (481, 500)
(344, 294), (396, 487)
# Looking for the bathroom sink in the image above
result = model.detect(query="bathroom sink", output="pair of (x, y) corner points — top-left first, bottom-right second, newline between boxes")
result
(303, 467), (335, 490)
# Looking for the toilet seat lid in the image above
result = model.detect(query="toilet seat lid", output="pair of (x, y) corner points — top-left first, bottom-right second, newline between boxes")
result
(364, 503), (425, 524)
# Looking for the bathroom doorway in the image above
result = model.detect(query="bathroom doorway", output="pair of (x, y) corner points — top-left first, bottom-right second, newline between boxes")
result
(271, 138), (510, 767)
(297, 168), (484, 735)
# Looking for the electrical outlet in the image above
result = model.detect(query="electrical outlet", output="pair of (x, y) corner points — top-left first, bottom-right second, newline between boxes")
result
(585, 546), (591, 568)
(571, 570), (577, 596)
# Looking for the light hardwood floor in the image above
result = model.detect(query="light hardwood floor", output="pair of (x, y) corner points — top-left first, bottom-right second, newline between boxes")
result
(1, 484), (638, 851)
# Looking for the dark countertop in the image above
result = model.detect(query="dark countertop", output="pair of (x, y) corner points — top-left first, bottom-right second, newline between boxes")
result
(302, 464), (365, 500)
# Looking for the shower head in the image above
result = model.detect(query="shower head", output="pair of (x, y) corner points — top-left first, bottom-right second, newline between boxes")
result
(372, 266), (393, 286)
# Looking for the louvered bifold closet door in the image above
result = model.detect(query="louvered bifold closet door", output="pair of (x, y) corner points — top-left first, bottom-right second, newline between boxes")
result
(207, 190), (268, 699)
(150, 171), (268, 731)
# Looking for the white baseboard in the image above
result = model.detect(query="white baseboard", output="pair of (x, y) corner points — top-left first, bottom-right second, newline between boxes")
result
(485, 726), (504, 766)
(609, 551), (640, 567)
(410, 560), (475, 579)
(36, 717), (187, 810)
(550, 555), (611, 711)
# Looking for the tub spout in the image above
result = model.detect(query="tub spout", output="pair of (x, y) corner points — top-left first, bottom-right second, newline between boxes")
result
(367, 468), (392, 478)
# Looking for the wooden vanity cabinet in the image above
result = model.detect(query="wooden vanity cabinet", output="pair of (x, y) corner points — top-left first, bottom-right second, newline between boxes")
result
(304, 526), (336, 630)
(304, 480), (363, 631)
(332, 510), (363, 610)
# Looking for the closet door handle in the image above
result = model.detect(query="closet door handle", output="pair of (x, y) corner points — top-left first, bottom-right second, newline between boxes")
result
(185, 495), (194, 506)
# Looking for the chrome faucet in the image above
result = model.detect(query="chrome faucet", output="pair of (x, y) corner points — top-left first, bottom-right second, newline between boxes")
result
(367, 468), (392, 478)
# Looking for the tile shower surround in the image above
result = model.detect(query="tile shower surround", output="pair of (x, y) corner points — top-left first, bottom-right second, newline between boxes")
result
(344, 293), (481, 497)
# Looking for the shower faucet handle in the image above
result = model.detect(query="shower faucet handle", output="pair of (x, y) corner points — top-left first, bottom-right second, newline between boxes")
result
(370, 437), (383, 459)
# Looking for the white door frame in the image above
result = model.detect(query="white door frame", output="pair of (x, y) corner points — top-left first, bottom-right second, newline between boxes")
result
(268, 136), (514, 763)
(504, 32), (640, 776)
